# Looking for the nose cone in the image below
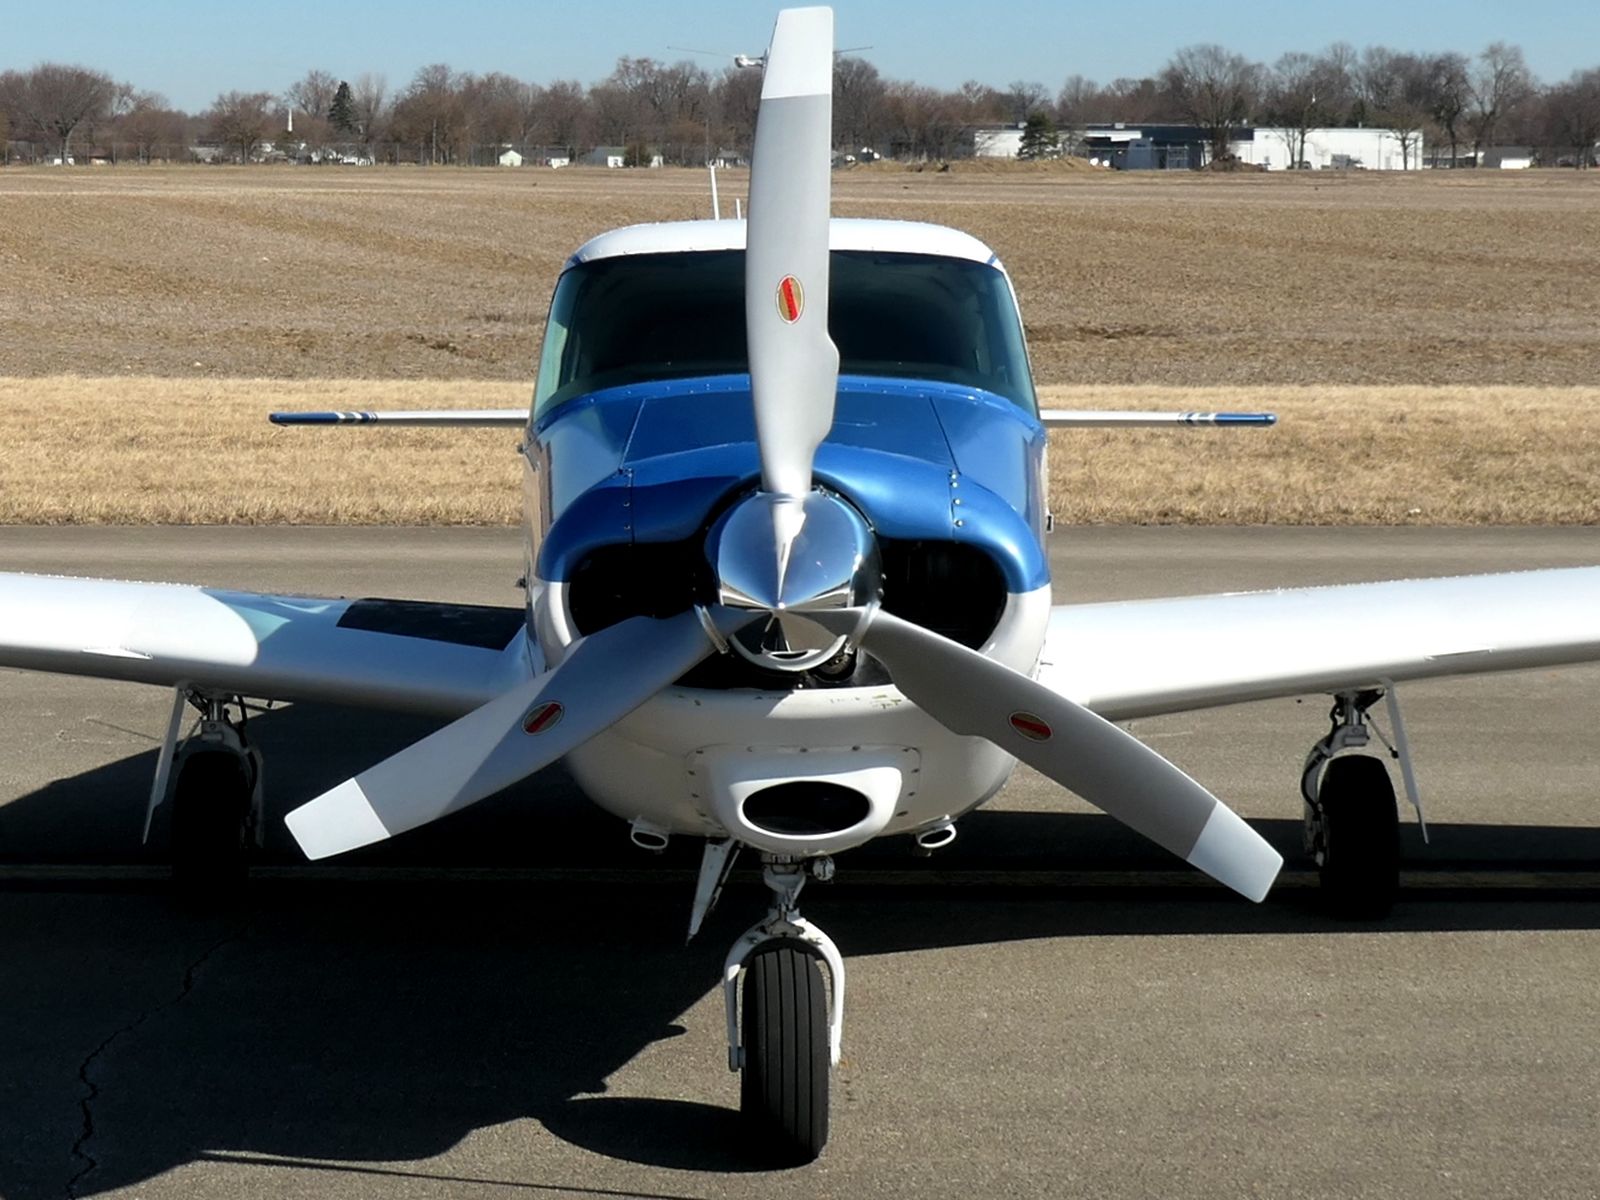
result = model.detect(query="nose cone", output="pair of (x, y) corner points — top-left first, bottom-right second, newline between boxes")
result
(710, 490), (880, 672)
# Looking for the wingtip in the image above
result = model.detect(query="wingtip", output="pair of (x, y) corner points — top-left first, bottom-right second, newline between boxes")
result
(269, 411), (350, 425)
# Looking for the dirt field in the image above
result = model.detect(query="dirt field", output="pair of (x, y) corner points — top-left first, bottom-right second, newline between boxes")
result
(2, 164), (1597, 523)
(3, 164), (1597, 386)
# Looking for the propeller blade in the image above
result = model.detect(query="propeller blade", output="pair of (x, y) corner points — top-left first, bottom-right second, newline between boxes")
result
(745, 5), (839, 499)
(849, 610), (1283, 902)
(284, 611), (718, 859)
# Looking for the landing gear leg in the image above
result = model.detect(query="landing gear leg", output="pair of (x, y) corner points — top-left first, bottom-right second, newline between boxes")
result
(723, 856), (842, 1164)
(1301, 690), (1400, 919)
(161, 692), (263, 909)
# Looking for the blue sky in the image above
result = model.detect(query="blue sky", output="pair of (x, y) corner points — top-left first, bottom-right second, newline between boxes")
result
(5, 1), (1595, 112)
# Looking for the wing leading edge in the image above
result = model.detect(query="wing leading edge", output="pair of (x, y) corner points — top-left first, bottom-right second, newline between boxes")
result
(0, 573), (532, 716)
(1040, 567), (1600, 721)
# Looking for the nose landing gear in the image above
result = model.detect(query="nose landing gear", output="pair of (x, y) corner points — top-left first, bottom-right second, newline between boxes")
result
(721, 856), (843, 1164)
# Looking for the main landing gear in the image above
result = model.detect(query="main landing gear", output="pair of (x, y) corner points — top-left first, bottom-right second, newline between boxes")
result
(1300, 689), (1425, 919)
(147, 689), (263, 909)
(718, 855), (843, 1165)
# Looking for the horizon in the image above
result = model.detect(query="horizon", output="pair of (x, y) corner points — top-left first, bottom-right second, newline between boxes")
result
(3, 0), (1597, 114)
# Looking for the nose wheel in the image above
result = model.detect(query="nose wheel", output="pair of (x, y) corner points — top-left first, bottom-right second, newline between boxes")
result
(722, 856), (843, 1164)
(740, 939), (829, 1162)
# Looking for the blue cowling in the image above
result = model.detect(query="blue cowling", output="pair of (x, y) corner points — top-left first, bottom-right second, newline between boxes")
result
(534, 375), (1050, 593)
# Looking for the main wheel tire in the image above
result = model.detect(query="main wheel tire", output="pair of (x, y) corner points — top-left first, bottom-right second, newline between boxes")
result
(170, 751), (252, 909)
(740, 940), (829, 1164)
(1316, 754), (1400, 920)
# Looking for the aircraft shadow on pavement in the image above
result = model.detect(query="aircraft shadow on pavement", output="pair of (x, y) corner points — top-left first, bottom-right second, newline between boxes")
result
(2, 704), (1599, 1198)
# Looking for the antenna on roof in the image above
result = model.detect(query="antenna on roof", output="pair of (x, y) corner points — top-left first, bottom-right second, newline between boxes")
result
(709, 163), (721, 220)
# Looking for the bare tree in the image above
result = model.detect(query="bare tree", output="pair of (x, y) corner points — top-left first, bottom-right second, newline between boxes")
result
(1360, 48), (1431, 168)
(651, 61), (714, 164)
(1055, 74), (1096, 132)
(351, 73), (387, 152)
(1427, 52), (1471, 165)
(207, 91), (275, 161)
(708, 67), (760, 157)
(1469, 42), (1534, 160)
(881, 82), (964, 160)
(0, 63), (115, 161)
(114, 89), (186, 162)
(1162, 44), (1261, 163)
(833, 55), (886, 156)
(1003, 80), (1049, 122)
(465, 72), (527, 158)
(1312, 42), (1360, 124)
(1098, 76), (1167, 124)
(1543, 68), (1600, 167)
(586, 55), (711, 159)
(1266, 51), (1323, 167)
(588, 62), (644, 148)
(390, 64), (465, 163)
(539, 79), (590, 155)
(286, 69), (338, 121)
(957, 80), (1006, 124)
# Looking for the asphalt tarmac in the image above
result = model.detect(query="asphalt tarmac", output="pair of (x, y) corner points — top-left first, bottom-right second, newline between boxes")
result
(2, 526), (1598, 1200)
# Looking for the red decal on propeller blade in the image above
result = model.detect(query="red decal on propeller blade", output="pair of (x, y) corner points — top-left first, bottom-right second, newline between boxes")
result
(523, 701), (565, 735)
(1008, 711), (1052, 742)
(776, 275), (804, 323)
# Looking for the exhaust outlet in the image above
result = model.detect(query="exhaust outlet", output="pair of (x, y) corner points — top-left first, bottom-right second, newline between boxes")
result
(913, 821), (957, 854)
(629, 817), (670, 852)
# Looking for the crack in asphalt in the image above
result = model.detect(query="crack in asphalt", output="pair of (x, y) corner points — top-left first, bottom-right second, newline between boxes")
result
(64, 921), (248, 1199)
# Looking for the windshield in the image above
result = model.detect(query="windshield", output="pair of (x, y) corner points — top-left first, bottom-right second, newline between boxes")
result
(534, 249), (1036, 415)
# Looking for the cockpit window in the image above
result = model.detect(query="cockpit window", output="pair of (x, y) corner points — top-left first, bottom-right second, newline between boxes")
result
(534, 249), (1036, 416)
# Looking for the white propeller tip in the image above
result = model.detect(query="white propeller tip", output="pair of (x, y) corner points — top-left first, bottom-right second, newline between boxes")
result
(1186, 804), (1283, 903)
(762, 8), (835, 100)
(284, 779), (391, 861)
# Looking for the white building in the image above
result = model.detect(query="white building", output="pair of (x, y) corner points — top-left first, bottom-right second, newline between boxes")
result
(973, 125), (1024, 158)
(498, 148), (524, 167)
(1235, 127), (1424, 171)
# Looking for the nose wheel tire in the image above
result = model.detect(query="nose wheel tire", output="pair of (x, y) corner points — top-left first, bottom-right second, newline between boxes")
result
(1313, 754), (1400, 920)
(740, 940), (829, 1164)
(170, 750), (253, 909)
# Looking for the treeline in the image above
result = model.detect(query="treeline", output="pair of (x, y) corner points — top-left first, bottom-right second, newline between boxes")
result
(2, 41), (1597, 167)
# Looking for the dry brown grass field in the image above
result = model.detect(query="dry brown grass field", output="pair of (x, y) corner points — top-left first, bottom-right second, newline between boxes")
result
(2, 163), (1598, 523)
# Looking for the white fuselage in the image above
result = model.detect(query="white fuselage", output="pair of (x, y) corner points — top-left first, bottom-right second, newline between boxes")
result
(531, 576), (1052, 856)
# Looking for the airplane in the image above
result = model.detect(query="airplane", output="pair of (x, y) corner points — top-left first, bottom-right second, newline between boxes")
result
(4, 5), (1600, 1165)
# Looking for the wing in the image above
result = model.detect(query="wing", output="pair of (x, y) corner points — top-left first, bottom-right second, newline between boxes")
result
(1040, 567), (1600, 720)
(0, 573), (532, 716)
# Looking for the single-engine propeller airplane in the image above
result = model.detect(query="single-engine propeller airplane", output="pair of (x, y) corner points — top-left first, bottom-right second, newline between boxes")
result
(5, 6), (1600, 1163)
